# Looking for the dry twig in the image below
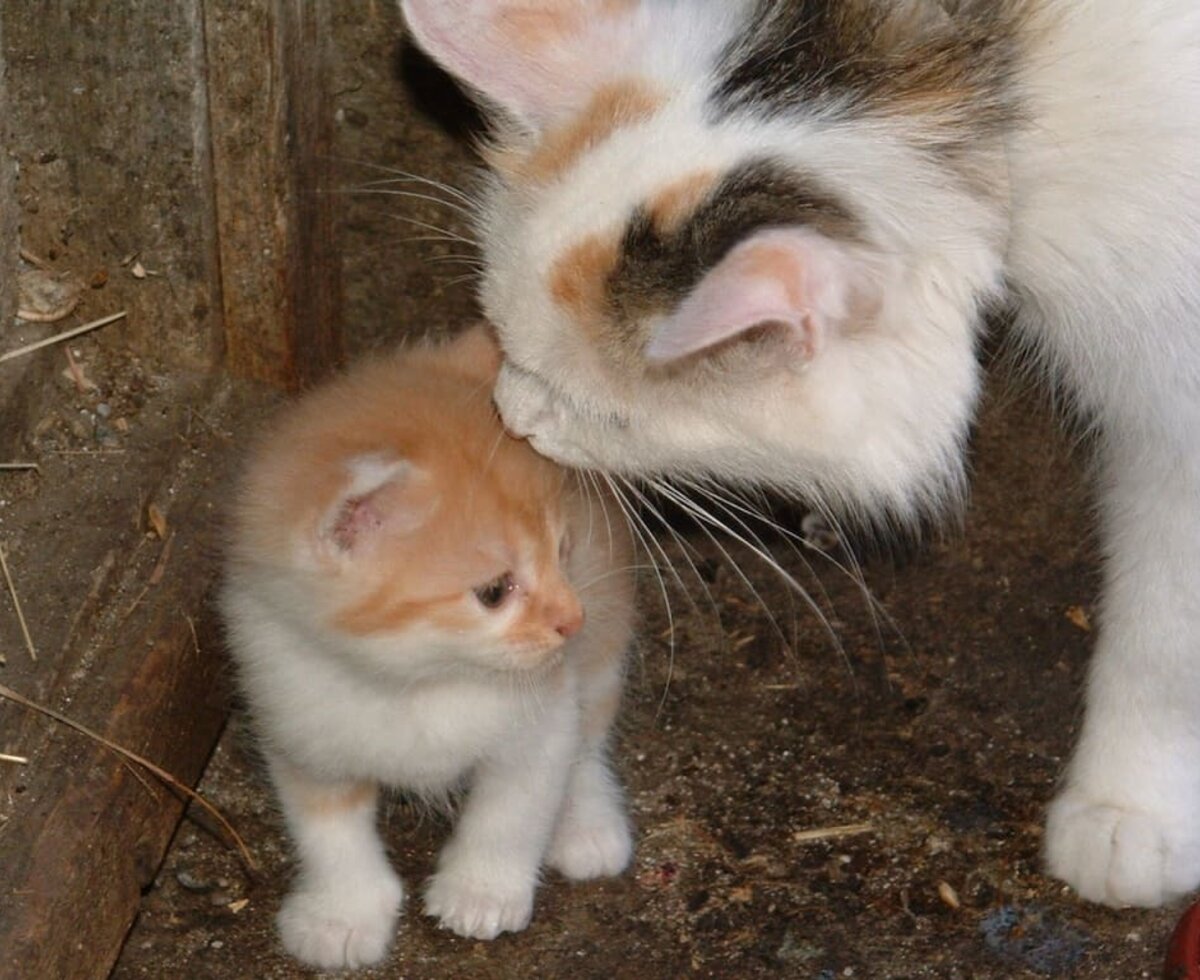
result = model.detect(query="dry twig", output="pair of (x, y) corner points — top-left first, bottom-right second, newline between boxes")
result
(0, 680), (256, 870)
(0, 542), (37, 662)
(791, 821), (875, 844)
(0, 463), (39, 472)
(0, 311), (127, 364)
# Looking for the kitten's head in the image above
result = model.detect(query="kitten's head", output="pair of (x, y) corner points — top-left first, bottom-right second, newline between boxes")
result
(402, 0), (1008, 518)
(233, 326), (585, 679)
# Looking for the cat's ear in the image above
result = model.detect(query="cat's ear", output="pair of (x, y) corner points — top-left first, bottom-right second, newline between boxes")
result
(321, 453), (436, 554)
(644, 229), (861, 364)
(399, 0), (638, 125)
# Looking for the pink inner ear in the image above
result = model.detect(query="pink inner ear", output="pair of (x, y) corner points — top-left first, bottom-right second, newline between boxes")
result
(330, 495), (383, 552)
(320, 456), (436, 555)
(401, 0), (636, 124)
(644, 228), (852, 364)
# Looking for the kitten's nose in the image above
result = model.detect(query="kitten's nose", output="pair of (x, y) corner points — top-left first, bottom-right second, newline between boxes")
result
(553, 600), (584, 639)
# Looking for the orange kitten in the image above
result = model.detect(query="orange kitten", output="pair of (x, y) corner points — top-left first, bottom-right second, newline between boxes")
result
(221, 326), (636, 970)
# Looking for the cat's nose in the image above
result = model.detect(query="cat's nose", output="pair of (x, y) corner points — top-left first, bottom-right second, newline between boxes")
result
(494, 364), (552, 439)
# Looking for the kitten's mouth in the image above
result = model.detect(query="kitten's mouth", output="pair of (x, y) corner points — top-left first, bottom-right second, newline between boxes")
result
(504, 642), (566, 673)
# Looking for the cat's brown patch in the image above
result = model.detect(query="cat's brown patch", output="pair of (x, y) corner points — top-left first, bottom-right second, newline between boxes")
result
(548, 233), (620, 328)
(648, 171), (718, 236)
(518, 81), (662, 183)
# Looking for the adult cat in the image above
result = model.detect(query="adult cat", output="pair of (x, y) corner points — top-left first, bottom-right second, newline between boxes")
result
(399, 0), (1200, 909)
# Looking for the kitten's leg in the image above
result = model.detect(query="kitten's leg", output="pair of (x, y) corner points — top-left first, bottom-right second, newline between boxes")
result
(547, 642), (633, 880)
(1046, 433), (1200, 906)
(270, 758), (403, 968)
(424, 697), (578, 940)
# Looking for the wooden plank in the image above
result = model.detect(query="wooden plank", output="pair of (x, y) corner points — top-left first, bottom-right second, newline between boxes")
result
(0, 0), (224, 370)
(0, 381), (262, 980)
(205, 0), (343, 389)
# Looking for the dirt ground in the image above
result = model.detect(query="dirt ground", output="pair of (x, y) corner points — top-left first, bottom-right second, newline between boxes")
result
(103, 6), (1186, 979)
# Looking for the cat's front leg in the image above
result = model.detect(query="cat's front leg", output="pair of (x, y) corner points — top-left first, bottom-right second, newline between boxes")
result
(1045, 436), (1200, 906)
(270, 758), (403, 968)
(425, 700), (577, 939)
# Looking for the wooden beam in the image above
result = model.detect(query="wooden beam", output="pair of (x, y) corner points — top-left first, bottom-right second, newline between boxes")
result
(0, 379), (261, 980)
(205, 0), (343, 389)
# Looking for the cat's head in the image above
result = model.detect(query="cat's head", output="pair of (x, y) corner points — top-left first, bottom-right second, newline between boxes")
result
(402, 0), (1006, 518)
(235, 327), (587, 680)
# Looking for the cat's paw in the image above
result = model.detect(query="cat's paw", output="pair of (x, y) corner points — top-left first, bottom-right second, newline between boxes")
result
(1045, 790), (1200, 907)
(423, 867), (535, 940)
(547, 798), (632, 880)
(277, 873), (404, 969)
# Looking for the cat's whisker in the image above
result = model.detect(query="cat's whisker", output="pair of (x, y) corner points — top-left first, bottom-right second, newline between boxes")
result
(643, 476), (796, 657)
(342, 186), (478, 221)
(599, 473), (677, 675)
(581, 469), (617, 564)
(382, 213), (478, 247)
(677, 477), (850, 653)
(613, 473), (724, 720)
(345, 162), (480, 209)
(616, 476), (720, 623)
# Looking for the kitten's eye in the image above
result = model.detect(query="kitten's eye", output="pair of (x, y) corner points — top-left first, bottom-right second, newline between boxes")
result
(473, 572), (515, 610)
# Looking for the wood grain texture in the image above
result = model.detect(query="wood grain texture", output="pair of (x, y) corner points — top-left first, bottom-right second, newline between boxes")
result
(205, 0), (343, 389)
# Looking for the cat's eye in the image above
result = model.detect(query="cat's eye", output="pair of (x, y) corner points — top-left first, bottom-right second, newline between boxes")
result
(473, 572), (515, 610)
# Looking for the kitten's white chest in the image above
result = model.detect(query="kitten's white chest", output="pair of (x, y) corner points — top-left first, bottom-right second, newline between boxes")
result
(238, 614), (558, 792)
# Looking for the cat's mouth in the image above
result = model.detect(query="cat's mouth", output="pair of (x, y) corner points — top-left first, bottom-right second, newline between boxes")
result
(495, 361), (631, 444)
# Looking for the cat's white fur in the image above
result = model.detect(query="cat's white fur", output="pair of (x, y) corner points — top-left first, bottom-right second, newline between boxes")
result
(401, 0), (1200, 908)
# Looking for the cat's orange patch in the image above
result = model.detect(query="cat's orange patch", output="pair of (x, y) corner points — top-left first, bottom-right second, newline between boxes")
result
(648, 171), (718, 236)
(501, 0), (636, 49)
(287, 777), (377, 819)
(516, 81), (662, 184)
(548, 233), (620, 329)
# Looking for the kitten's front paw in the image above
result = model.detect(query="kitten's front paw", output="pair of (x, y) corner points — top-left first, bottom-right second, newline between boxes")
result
(424, 867), (535, 940)
(277, 873), (404, 969)
(1045, 790), (1200, 907)
(547, 797), (632, 880)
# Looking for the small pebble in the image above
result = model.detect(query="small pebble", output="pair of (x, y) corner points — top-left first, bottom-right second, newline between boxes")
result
(176, 869), (211, 893)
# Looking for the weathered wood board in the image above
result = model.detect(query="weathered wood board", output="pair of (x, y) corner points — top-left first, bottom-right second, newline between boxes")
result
(0, 2), (339, 977)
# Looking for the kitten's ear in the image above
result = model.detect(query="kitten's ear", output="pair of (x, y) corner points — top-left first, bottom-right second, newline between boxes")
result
(321, 453), (436, 554)
(645, 229), (861, 365)
(399, 0), (638, 125)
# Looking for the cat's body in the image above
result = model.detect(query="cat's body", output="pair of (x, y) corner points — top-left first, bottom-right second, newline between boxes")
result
(400, 0), (1200, 908)
(221, 327), (636, 969)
